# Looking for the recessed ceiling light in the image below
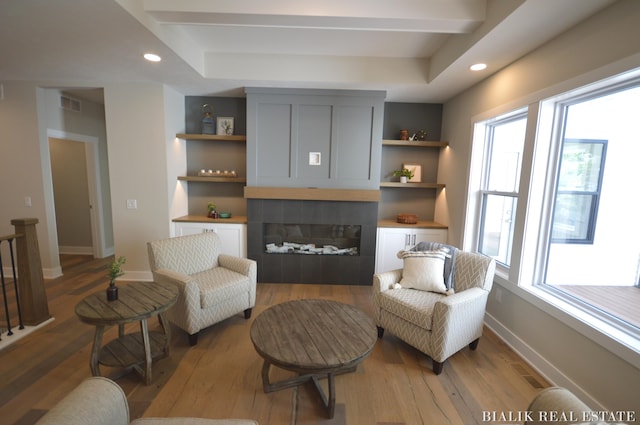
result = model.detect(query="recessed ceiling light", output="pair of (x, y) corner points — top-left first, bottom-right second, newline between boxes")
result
(470, 63), (487, 71)
(143, 53), (161, 62)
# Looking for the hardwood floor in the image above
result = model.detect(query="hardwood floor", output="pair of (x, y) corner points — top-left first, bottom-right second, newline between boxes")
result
(0, 255), (549, 425)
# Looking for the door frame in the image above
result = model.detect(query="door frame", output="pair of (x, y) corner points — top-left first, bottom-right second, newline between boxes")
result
(47, 129), (108, 258)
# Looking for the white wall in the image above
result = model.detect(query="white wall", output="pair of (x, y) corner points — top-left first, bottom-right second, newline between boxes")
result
(440, 0), (640, 411)
(0, 83), (57, 275)
(103, 83), (184, 279)
(1, 82), (185, 278)
(163, 85), (188, 229)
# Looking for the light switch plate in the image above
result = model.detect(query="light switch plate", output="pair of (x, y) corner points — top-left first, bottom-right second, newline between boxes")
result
(309, 152), (321, 166)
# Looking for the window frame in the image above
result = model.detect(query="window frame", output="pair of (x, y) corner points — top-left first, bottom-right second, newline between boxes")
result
(550, 138), (607, 244)
(475, 111), (528, 268)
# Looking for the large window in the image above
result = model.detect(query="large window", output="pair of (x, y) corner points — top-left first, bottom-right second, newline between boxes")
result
(477, 112), (527, 266)
(468, 72), (640, 343)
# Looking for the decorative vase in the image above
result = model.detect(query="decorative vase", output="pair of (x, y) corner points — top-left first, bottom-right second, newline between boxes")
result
(202, 104), (215, 135)
(400, 176), (408, 183)
(399, 129), (409, 140)
(106, 283), (118, 301)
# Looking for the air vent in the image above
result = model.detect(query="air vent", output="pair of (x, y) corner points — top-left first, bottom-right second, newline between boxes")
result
(60, 95), (81, 112)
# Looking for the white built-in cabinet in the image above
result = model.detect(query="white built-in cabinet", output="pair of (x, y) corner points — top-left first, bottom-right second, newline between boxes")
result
(375, 226), (448, 273)
(174, 222), (247, 257)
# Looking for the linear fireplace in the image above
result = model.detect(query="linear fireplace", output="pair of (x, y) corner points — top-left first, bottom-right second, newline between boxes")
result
(264, 223), (361, 255)
(247, 198), (378, 285)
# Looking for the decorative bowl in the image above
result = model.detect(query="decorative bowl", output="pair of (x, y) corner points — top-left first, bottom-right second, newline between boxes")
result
(218, 212), (232, 218)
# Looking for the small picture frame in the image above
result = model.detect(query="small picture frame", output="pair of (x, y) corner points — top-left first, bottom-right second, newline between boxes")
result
(217, 117), (234, 136)
(403, 164), (422, 182)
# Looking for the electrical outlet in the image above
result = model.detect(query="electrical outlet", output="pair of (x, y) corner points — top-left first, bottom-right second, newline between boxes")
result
(126, 199), (137, 209)
(24, 196), (32, 207)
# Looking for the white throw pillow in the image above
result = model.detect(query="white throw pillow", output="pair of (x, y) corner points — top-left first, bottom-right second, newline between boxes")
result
(399, 249), (447, 294)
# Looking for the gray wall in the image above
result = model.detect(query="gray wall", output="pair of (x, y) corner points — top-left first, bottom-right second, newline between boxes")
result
(184, 96), (248, 216)
(245, 88), (385, 190)
(382, 102), (442, 141)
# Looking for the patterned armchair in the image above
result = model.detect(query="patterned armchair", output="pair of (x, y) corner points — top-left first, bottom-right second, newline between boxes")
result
(147, 232), (257, 346)
(373, 249), (495, 374)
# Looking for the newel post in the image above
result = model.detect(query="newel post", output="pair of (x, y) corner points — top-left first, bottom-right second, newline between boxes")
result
(11, 218), (50, 325)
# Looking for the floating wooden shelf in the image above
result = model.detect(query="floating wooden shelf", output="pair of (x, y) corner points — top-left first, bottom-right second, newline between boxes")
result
(176, 133), (246, 142)
(382, 140), (448, 148)
(178, 176), (246, 183)
(380, 182), (445, 189)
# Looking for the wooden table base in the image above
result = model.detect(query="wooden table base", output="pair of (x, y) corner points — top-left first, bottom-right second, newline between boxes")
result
(260, 359), (356, 419)
(76, 282), (178, 386)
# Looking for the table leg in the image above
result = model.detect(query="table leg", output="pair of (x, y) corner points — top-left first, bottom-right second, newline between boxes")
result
(310, 373), (336, 419)
(158, 312), (171, 357)
(90, 325), (105, 377)
(327, 372), (336, 419)
(140, 319), (152, 385)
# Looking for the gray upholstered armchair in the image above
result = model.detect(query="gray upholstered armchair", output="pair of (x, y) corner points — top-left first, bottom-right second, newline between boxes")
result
(373, 247), (495, 374)
(147, 232), (257, 346)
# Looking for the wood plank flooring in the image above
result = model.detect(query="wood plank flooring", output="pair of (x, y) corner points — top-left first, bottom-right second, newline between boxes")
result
(0, 255), (550, 425)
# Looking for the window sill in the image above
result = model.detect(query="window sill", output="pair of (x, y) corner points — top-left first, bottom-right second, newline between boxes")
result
(521, 283), (640, 369)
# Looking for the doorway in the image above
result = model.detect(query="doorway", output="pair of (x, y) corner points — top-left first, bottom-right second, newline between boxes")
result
(48, 131), (112, 260)
(49, 137), (94, 255)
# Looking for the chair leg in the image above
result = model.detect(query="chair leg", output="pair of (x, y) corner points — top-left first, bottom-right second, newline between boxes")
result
(432, 359), (444, 375)
(469, 338), (480, 350)
(188, 332), (199, 346)
(376, 326), (384, 338)
(244, 308), (253, 319)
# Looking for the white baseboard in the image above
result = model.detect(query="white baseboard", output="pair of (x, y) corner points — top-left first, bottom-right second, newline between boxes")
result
(3, 266), (62, 279)
(484, 313), (605, 410)
(43, 266), (62, 279)
(58, 246), (93, 255)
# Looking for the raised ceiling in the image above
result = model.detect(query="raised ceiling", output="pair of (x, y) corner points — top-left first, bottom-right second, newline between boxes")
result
(0, 0), (616, 102)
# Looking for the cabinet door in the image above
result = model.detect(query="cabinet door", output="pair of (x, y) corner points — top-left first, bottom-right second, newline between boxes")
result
(375, 228), (412, 273)
(375, 227), (448, 273)
(212, 225), (246, 257)
(174, 222), (208, 236)
(414, 228), (448, 245)
(174, 223), (247, 257)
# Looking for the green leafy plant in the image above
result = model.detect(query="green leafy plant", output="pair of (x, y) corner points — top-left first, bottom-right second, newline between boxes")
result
(108, 256), (126, 286)
(207, 202), (216, 212)
(393, 168), (414, 179)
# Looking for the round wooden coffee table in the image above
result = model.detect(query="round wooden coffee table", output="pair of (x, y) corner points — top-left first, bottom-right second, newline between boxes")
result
(250, 299), (377, 418)
(75, 281), (178, 385)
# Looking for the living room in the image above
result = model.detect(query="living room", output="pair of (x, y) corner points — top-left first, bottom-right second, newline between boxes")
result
(1, 0), (639, 422)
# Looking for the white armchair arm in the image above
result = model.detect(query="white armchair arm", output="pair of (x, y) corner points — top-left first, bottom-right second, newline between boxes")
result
(152, 268), (201, 335)
(218, 255), (257, 280)
(373, 269), (403, 294)
(430, 287), (490, 362)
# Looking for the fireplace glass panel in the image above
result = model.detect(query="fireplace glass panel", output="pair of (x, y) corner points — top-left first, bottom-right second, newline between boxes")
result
(264, 223), (361, 255)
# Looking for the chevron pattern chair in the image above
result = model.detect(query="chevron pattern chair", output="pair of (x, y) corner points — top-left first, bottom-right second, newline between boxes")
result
(373, 249), (495, 374)
(147, 232), (257, 346)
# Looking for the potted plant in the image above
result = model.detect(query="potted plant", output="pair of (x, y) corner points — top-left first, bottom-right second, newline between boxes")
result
(207, 202), (218, 219)
(393, 168), (414, 183)
(107, 256), (126, 301)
